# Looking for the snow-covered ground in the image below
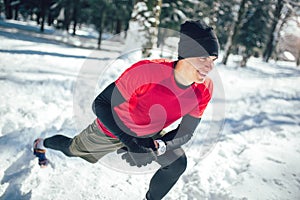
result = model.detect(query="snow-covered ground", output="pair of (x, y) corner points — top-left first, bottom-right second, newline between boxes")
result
(0, 20), (300, 200)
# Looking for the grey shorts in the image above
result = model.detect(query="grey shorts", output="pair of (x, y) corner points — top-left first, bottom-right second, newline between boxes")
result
(69, 120), (124, 163)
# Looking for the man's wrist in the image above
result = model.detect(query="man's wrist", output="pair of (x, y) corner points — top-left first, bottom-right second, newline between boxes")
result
(155, 139), (166, 156)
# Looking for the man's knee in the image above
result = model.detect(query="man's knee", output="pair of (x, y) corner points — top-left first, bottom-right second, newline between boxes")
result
(172, 153), (187, 175)
(158, 148), (187, 176)
(162, 153), (187, 178)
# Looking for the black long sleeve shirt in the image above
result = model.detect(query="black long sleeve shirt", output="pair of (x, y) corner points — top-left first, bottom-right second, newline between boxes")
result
(92, 82), (201, 150)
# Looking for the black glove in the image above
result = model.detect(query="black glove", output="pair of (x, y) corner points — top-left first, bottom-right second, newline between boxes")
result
(117, 138), (157, 167)
(159, 115), (201, 151)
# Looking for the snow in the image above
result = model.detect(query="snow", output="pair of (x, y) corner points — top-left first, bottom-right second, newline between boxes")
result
(283, 51), (295, 61)
(1, 20), (300, 200)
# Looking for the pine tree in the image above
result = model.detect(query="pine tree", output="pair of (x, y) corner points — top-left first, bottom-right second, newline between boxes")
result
(221, 0), (248, 65)
(103, 0), (133, 35)
(263, 0), (284, 62)
(39, 0), (52, 32)
(157, 0), (195, 57)
(159, 0), (196, 30)
(89, 0), (107, 49)
(237, 0), (272, 67)
(214, 0), (236, 47)
(3, 0), (13, 19)
(128, 0), (162, 58)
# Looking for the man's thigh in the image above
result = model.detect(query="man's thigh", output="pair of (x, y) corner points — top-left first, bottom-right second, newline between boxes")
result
(69, 120), (124, 163)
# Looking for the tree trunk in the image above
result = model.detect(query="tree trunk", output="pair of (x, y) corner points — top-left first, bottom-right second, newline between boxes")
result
(222, 0), (247, 65)
(40, 0), (47, 32)
(14, 4), (19, 20)
(72, 0), (79, 35)
(72, 19), (77, 36)
(116, 19), (122, 34)
(97, 12), (105, 49)
(36, 12), (41, 24)
(263, 0), (284, 62)
(97, 28), (103, 49)
(297, 52), (300, 67)
(64, 2), (72, 32)
(123, 18), (130, 39)
(274, 11), (291, 62)
(47, 9), (53, 26)
(4, 0), (13, 19)
(40, 15), (45, 32)
(241, 52), (250, 67)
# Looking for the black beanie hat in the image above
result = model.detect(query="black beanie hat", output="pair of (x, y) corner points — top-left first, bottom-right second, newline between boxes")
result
(178, 20), (219, 59)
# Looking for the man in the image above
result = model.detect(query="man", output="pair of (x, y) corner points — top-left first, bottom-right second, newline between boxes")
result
(33, 20), (219, 200)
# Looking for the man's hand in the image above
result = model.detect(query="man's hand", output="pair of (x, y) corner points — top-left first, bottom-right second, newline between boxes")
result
(117, 138), (157, 167)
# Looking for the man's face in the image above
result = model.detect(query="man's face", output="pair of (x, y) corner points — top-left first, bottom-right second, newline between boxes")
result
(185, 56), (217, 83)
